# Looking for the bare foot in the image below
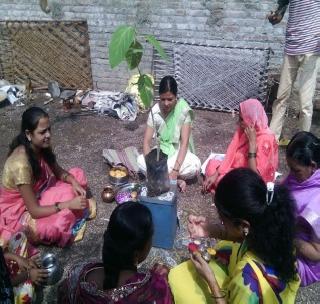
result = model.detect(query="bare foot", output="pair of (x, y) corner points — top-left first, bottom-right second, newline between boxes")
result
(177, 179), (187, 192)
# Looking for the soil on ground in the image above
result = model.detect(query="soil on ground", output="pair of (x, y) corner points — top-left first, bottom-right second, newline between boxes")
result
(0, 99), (319, 303)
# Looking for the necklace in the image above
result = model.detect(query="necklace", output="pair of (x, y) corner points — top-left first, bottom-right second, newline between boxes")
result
(108, 271), (151, 302)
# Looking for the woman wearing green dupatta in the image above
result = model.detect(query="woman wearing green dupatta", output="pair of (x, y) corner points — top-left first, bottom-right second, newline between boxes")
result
(137, 76), (201, 191)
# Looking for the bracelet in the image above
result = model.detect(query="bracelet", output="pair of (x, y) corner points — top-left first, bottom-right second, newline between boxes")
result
(55, 202), (61, 212)
(211, 289), (227, 299)
(172, 168), (179, 172)
(248, 152), (257, 158)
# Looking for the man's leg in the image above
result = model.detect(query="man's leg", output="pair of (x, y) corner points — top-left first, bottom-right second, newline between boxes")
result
(270, 54), (299, 140)
(297, 54), (320, 132)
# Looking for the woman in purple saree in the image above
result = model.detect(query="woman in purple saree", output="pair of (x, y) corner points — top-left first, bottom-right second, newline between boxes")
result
(58, 202), (173, 303)
(284, 131), (320, 286)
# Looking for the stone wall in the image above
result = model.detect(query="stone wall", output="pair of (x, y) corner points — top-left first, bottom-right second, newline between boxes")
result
(0, 0), (319, 101)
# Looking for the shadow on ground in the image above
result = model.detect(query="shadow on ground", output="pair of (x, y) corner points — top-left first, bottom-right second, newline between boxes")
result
(0, 101), (319, 303)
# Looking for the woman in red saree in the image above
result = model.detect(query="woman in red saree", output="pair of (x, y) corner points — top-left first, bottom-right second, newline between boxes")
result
(0, 107), (96, 248)
(58, 202), (173, 304)
(203, 99), (278, 192)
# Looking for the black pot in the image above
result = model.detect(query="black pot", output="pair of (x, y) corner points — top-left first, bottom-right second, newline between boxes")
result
(145, 148), (170, 197)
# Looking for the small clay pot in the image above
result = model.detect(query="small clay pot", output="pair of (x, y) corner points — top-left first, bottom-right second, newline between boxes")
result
(101, 185), (115, 203)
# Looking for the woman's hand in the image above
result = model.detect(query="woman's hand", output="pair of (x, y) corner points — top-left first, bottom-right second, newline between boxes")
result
(66, 196), (87, 210)
(29, 268), (49, 285)
(10, 255), (30, 270)
(202, 174), (217, 193)
(191, 252), (227, 303)
(191, 252), (215, 284)
(169, 170), (179, 181)
(244, 126), (256, 145)
(152, 263), (170, 278)
(188, 215), (209, 238)
(71, 180), (86, 197)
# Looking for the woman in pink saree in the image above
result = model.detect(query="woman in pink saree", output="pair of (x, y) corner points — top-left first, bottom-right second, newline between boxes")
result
(203, 99), (278, 192)
(284, 131), (320, 286)
(0, 107), (96, 248)
(58, 202), (173, 304)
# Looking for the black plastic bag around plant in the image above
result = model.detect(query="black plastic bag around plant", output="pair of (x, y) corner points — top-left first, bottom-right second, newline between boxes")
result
(145, 148), (170, 197)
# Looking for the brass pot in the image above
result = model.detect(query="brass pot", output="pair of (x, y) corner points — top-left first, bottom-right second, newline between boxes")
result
(101, 185), (115, 203)
(109, 165), (129, 185)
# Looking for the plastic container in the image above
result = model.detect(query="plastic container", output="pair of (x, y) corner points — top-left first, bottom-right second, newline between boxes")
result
(139, 183), (177, 249)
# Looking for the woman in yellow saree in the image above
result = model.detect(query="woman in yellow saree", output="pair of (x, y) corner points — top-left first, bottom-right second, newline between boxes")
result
(169, 168), (300, 303)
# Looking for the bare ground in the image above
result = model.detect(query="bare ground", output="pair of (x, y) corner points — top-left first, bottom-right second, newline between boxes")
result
(0, 99), (319, 303)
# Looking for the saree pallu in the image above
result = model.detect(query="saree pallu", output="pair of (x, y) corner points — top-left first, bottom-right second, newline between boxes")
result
(284, 170), (320, 286)
(57, 262), (173, 304)
(205, 99), (278, 191)
(158, 98), (195, 157)
(169, 241), (300, 304)
(0, 164), (93, 247)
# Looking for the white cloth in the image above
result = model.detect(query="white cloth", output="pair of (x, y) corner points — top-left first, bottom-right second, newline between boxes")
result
(137, 150), (201, 180)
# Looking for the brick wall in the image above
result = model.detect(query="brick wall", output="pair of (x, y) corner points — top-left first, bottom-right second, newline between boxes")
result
(0, 0), (319, 101)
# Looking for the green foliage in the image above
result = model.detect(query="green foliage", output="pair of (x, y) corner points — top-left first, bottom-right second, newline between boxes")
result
(109, 26), (135, 68)
(108, 25), (167, 109)
(138, 74), (154, 108)
(145, 35), (168, 61)
(125, 41), (143, 70)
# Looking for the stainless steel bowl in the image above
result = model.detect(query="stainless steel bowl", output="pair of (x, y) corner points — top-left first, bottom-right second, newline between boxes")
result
(41, 253), (63, 285)
(115, 183), (141, 204)
(108, 165), (129, 186)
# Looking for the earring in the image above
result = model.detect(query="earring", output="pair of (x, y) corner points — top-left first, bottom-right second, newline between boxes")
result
(243, 227), (249, 236)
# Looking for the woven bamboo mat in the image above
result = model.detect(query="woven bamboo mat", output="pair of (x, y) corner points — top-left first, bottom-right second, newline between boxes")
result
(0, 21), (93, 89)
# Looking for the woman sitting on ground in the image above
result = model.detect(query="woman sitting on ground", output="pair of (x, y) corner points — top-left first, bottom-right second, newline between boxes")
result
(58, 202), (173, 303)
(170, 168), (299, 304)
(137, 75), (201, 191)
(284, 131), (320, 286)
(0, 107), (96, 247)
(203, 98), (278, 193)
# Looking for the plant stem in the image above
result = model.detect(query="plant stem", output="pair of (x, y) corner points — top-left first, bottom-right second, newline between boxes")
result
(149, 107), (160, 161)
